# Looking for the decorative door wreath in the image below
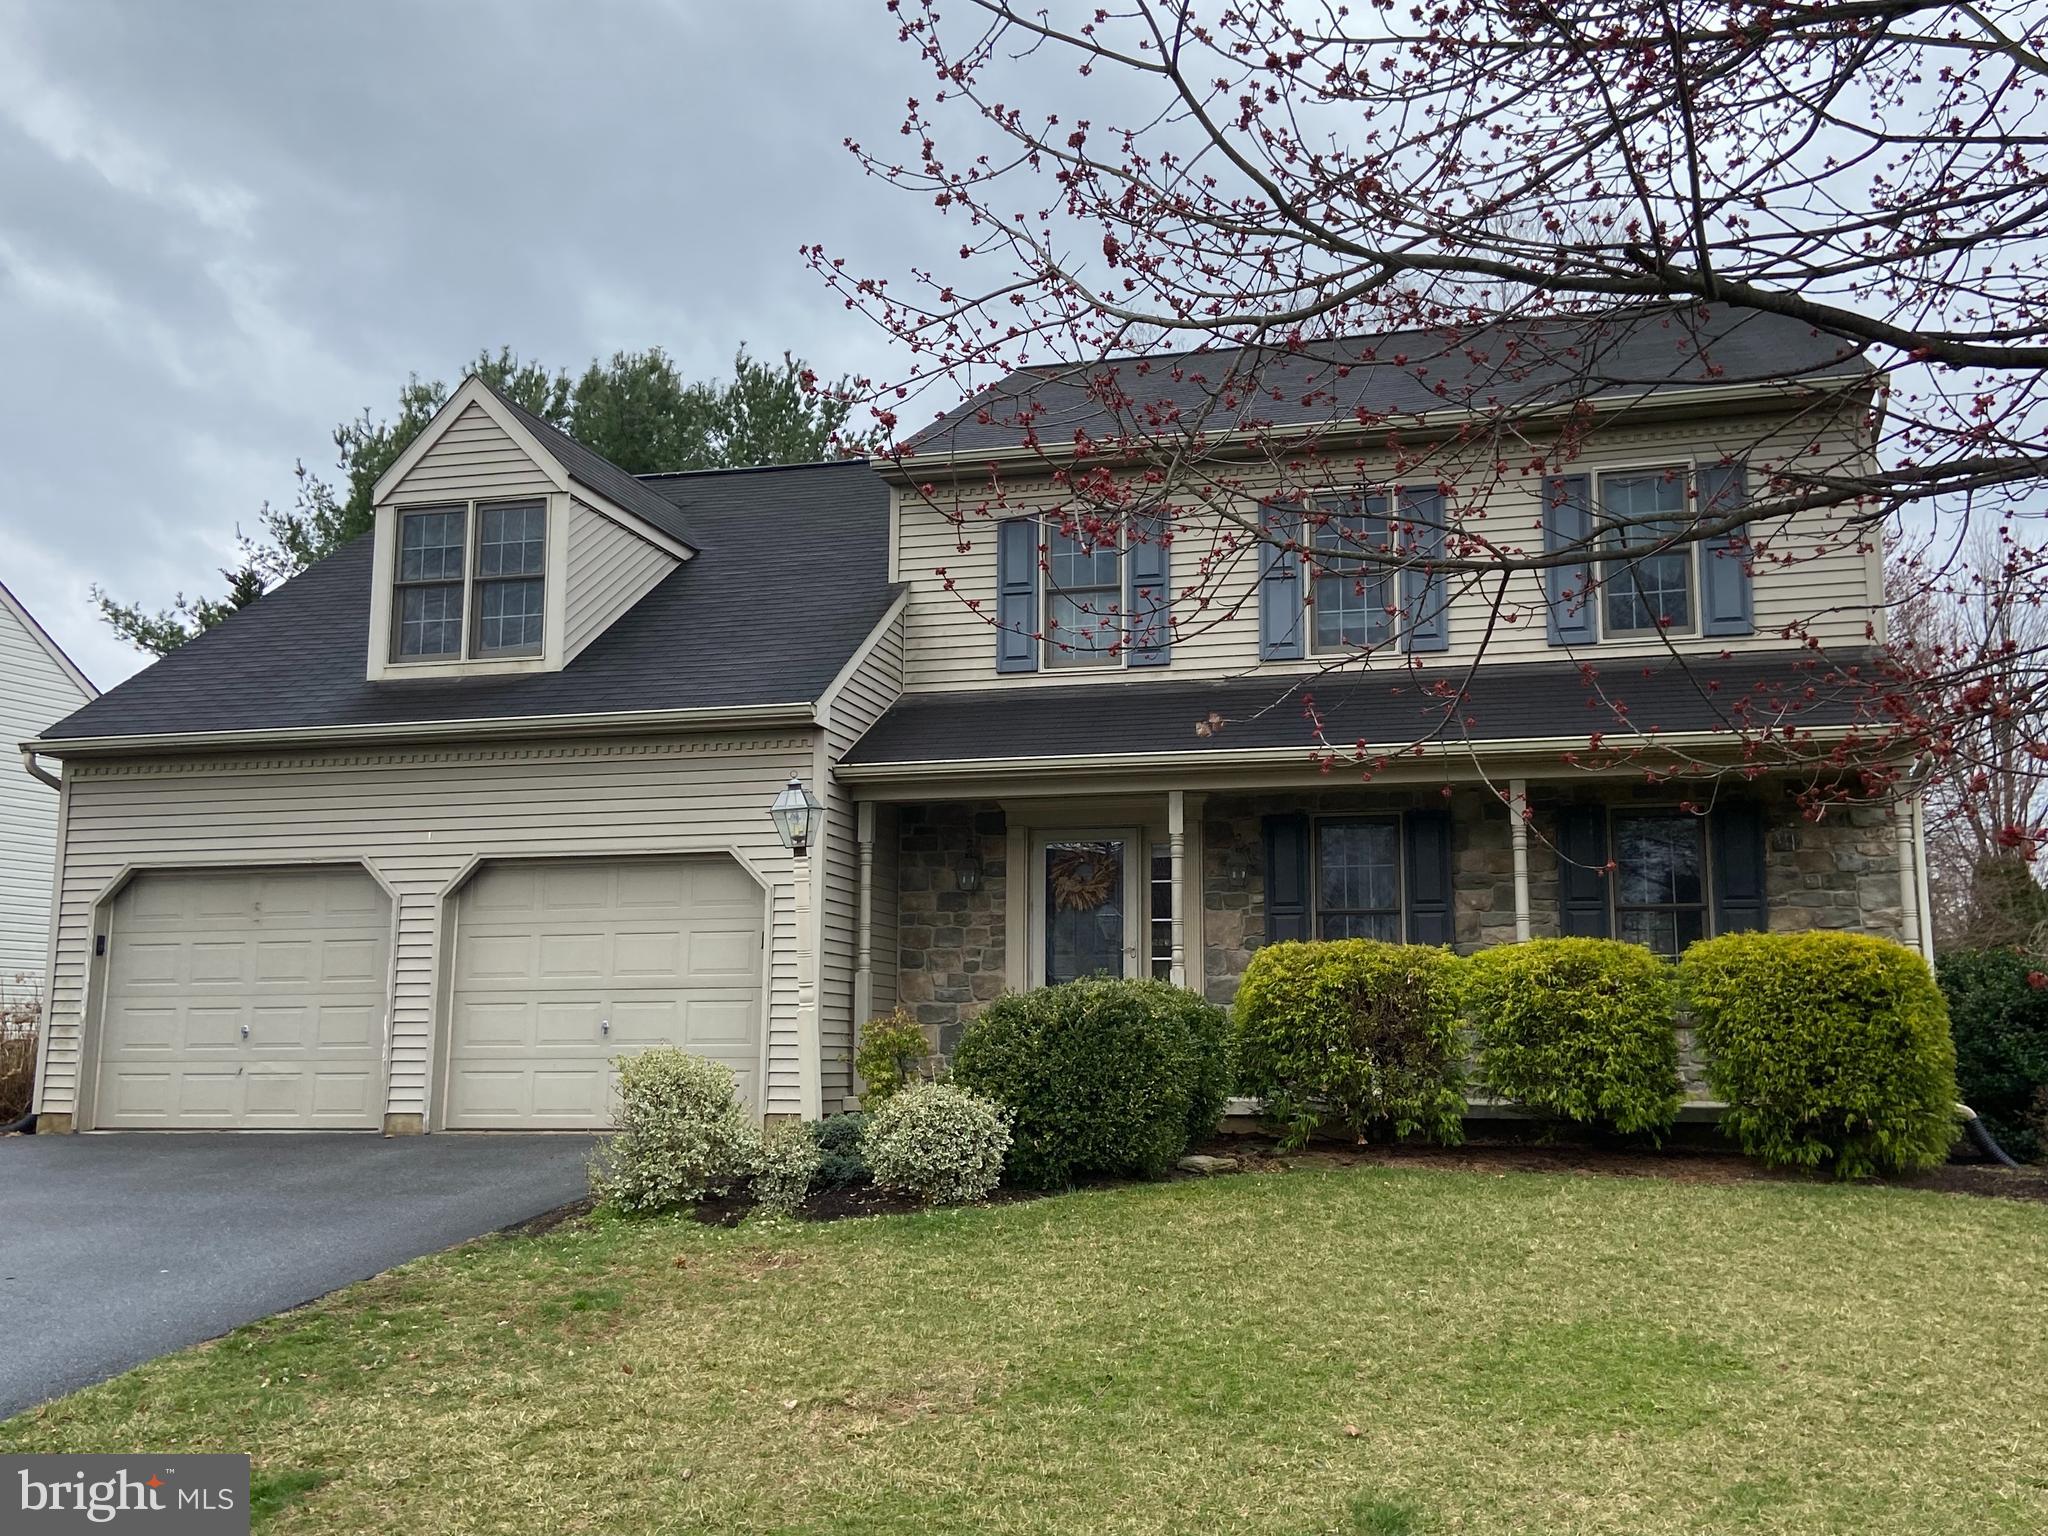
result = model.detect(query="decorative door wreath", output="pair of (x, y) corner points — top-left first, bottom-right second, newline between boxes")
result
(1048, 844), (1119, 911)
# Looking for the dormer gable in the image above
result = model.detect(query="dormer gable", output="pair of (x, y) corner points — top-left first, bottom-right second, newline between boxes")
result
(364, 378), (690, 681)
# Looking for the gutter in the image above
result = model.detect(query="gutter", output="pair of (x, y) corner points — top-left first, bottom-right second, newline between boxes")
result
(836, 723), (1867, 783)
(26, 700), (820, 759)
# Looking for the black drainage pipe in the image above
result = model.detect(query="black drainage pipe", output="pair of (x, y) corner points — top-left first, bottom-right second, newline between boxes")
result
(0, 1111), (35, 1136)
(1958, 1104), (2021, 1170)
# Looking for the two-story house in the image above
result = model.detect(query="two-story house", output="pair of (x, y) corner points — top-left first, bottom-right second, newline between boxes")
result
(21, 306), (1929, 1134)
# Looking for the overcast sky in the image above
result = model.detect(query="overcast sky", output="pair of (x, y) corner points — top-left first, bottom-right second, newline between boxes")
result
(0, 0), (934, 691)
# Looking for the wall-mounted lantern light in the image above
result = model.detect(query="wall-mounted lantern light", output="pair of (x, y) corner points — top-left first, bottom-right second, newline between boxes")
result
(769, 775), (825, 857)
(956, 854), (984, 893)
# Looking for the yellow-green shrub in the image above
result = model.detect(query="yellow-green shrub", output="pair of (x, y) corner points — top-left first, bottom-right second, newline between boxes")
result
(1233, 939), (1465, 1148)
(1465, 938), (1681, 1135)
(1682, 932), (1958, 1178)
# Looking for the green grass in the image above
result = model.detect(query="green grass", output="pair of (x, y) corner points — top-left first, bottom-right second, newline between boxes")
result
(6, 1165), (2046, 1534)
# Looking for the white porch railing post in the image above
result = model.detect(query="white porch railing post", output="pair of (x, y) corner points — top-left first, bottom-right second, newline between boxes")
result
(1168, 789), (1187, 987)
(1509, 778), (1532, 943)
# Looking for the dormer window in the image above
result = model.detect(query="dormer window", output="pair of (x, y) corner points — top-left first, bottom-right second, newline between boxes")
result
(474, 500), (547, 656)
(390, 498), (547, 663)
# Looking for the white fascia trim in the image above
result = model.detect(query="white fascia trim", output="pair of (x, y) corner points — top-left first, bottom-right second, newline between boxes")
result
(879, 374), (1873, 484)
(814, 589), (912, 734)
(370, 377), (571, 504)
(27, 701), (820, 757)
(836, 724), (1864, 783)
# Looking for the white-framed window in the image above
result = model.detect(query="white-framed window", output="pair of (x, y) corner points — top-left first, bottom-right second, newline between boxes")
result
(390, 497), (548, 664)
(1600, 469), (1695, 635)
(1309, 492), (1394, 654)
(1313, 816), (1404, 940)
(1043, 522), (1122, 668)
(1610, 810), (1709, 956)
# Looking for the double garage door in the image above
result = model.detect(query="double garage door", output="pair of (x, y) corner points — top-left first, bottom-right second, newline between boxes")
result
(93, 857), (763, 1131)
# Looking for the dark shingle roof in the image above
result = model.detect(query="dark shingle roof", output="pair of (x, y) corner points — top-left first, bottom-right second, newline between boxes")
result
(904, 305), (1872, 457)
(840, 653), (1875, 767)
(488, 389), (699, 548)
(39, 460), (893, 743)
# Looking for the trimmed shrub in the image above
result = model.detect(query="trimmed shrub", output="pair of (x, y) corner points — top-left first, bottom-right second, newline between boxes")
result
(1683, 932), (1958, 1178)
(1465, 939), (1681, 1136)
(854, 1009), (931, 1105)
(861, 1081), (1011, 1205)
(952, 977), (1233, 1189)
(1233, 940), (1466, 1148)
(813, 1111), (872, 1186)
(754, 1120), (823, 1216)
(1937, 948), (2048, 1161)
(590, 1049), (762, 1213)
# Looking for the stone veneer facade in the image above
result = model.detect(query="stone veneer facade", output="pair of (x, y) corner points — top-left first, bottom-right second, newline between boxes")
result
(893, 802), (1007, 1056)
(893, 784), (1908, 1058)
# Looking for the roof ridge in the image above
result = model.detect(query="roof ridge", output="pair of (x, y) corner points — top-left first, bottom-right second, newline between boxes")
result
(635, 457), (871, 483)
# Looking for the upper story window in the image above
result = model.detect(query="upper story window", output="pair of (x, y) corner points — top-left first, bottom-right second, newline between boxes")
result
(390, 498), (547, 663)
(1601, 470), (1694, 635)
(1310, 494), (1393, 654)
(1044, 524), (1122, 668)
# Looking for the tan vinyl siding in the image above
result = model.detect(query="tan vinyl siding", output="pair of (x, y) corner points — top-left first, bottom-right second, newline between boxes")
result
(386, 401), (557, 502)
(1, 599), (93, 979)
(36, 731), (814, 1125)
(895, 410), (1882, 692)
(819, 607), (907, 1109)
(563, 500), (681, 661)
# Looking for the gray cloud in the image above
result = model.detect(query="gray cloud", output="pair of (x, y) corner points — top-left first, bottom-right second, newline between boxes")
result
(0, 0), (931, 689)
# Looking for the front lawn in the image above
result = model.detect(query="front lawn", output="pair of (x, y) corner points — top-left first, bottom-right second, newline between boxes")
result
(7, 1165), (2045, 1534)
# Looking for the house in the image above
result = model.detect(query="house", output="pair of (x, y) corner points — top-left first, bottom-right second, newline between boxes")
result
(21, 306), (1931, 1133)
(1, 581), (95, 989)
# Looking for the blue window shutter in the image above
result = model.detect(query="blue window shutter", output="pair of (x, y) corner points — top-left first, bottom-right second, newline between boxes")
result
(1698, 461), (1754, 637)
(1262, 813), (1310, 942)
(1127, 510), (1171, 667)
(1556, 805), (1612, 937)
(1711, 801), (1768, 932)
(995, 516), (1039, 673)
(1401, 486), (1450, 653)
(1544, 474), (1598, 646)
(1259, 503), (1304, 661)
(1403, 807), (1455, 945)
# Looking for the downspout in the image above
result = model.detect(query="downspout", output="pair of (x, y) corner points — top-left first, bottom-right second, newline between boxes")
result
(20, 746), (59, 791)
(5, 748), (59, 1132)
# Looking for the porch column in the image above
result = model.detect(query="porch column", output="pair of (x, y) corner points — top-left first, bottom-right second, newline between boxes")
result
(1912, 790), (1936, 964)
(854, 800), (876, 1027)
(1168, 790), (1188, 988)
(1508, 778), (1532, 942)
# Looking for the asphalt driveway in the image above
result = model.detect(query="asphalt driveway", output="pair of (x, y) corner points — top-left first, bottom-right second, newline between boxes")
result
(0, 1132), (597, 1421)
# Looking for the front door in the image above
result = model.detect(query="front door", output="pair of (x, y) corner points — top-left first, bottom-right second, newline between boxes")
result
(1032, 830), (1140, 985)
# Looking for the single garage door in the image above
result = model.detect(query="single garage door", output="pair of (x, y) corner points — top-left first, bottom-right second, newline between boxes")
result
(445, 856), (764, 1129)
(95, 867), (391, 1129)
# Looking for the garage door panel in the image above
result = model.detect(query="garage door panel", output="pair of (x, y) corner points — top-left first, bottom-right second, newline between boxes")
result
(446, 856), (763, 1129)
(94, 868), (390, 1130)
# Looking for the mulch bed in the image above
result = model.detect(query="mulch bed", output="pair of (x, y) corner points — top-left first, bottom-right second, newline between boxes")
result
(1196, 1132), (2048, 1204)
(666, 1134), (2048, 1229)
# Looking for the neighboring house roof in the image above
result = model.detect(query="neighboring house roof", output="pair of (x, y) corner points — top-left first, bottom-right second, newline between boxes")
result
(839, 653), (1873, 769)
(37, 460), (893, 743)
(903, 304), (1873, 457)
(487, 388), (700, 550)
(0, 580), (96, 701)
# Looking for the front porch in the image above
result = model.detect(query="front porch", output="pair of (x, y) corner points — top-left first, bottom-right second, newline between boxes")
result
(850, 776), (1932, 1064)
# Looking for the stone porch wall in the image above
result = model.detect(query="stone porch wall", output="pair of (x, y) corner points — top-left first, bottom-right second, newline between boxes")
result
(1200, 785), (1906, 1007)
(891, 788), (1907, 1055)
(893, 802), (1007, 1055)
